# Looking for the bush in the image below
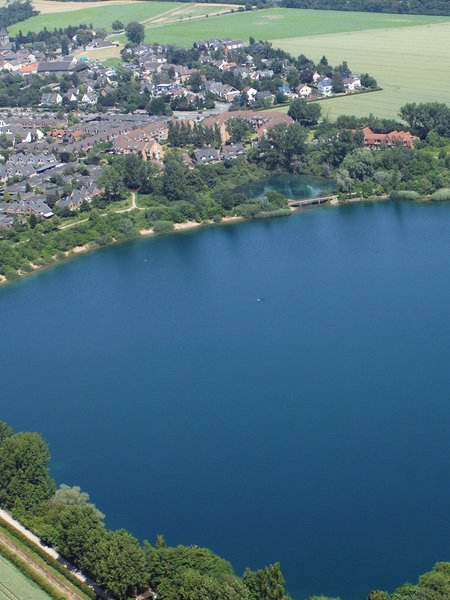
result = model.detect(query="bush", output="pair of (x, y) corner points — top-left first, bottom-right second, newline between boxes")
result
(152, 220), (174, 234)
(431, 188), (450, 201)
(389, 190), (420, 200)
(4, 268), (19, 281)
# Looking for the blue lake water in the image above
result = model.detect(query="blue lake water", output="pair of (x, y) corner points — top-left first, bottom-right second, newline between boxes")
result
(1, 200), (449, 600)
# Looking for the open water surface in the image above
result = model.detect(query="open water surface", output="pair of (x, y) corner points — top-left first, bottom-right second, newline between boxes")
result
(1, 199), (449, 599)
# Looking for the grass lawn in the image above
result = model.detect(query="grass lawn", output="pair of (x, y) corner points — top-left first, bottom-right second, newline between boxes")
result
(0, 554), (52, 600)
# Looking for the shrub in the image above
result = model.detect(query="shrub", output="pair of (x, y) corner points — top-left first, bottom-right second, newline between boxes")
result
(431, 188), (450, 201)
(389, 190), (420, 200)
(152, 220), (174, 234)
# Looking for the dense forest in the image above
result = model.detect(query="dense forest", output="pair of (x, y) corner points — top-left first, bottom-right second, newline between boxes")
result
(280, 0), (450, 16)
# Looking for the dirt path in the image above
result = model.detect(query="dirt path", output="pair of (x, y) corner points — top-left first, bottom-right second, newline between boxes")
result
(115, 191), (140, 212)
(60, 218), (89, 229)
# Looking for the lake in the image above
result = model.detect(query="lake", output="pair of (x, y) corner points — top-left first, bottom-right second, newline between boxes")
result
(1, 199), (449, 600)
(236, 174), (335, 200)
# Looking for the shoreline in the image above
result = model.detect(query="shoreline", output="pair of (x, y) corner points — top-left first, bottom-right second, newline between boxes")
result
(0, 215), (244, 289)
(0, 196), (445, 289)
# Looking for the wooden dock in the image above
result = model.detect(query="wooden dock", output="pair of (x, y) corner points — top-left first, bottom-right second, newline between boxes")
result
(288, 195), (337, 207)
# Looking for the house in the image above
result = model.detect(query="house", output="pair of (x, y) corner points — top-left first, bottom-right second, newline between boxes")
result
(220, 143), (247, 160)
(362, 127), (416, 149)
(193, 148), (220, 164)
(80, 92), (98, 105)
(41, 92), (63, 105)
(296, 84), (312, 97)
(242, 86), (257, 103)
(65, 88), (79, 102)
(255, 90), (274, 103)
(317, 77), (333, 96)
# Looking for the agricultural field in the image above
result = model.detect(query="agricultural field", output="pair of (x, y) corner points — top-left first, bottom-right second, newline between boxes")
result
(138, 7), (450, 46)
(0, 554), (52, 600)
(10, 1), (238, 35)
(276, 21), (450, 119)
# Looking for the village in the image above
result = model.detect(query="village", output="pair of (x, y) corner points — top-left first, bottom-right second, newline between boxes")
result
(0, 24), (414, 229)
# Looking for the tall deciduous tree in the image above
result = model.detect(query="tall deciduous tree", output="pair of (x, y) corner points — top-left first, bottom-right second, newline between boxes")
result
(125, 21), (145, 45)
(288, 98), (321, 126)
(0, 432), (55, 511)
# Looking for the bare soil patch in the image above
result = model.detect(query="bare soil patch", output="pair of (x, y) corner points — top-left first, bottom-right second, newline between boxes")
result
(32, 0), (141, 14)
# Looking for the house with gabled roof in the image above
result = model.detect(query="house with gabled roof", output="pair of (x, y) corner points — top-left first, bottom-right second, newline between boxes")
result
(41, 92), (63, 105)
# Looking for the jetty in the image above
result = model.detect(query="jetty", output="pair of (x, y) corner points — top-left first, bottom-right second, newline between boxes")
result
(288, 195), (337, 207)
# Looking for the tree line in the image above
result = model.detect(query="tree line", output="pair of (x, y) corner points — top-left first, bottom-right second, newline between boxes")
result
(0, 1), (37, 28)
(280, 0), (450, 16)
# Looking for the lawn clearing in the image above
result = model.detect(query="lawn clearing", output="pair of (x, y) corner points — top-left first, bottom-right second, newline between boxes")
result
(0, 554), (52, 600)
(139, 7), (450, 46)
(276, 21), (450, 119)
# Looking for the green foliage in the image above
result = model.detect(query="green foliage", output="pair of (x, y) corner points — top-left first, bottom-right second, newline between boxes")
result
(243, 562), (288, 600)
(389, 190), (420, 200)
(288, 98), (321, 126)
(431, 188), (450, 201)
(152, 220), (175, 234)
(0, 432), (55, 512)
(125, 21), (145, 45)
(0, 420), (13, 445)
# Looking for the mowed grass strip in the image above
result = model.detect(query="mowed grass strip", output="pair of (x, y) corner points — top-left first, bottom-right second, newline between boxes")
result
(139, 7), (450, 46)
(0, 554), (53, 600)
(275, 21), (450, 119)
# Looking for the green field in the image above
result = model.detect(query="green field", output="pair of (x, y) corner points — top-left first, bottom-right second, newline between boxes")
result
(9, 2), (233, 35)
(0, 554), (52, 600)
(276, 21), (450, 119)
(139, 7), (450, 45)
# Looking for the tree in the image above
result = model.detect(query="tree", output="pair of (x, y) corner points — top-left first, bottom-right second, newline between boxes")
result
(0, 420), (13, 446)
(90, 529), (148, 599)
(332, 71), (345, 94)
(162, 150), (189, 201)
(226, 117), (252, 143)
(123, 154), (144, 189)
(258, 121), (307, 171)
(188, 70), (202, 93)
(98, 165), (125, 204)
(243, 562), (287, 600)
(51, 484), (104, 518)
(288, 98), (321, 126)
(125, 21), (145, 45)
(0, 432), (56, 511)
(111, 20), (124, 31)
(148, 96), (170, 116)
